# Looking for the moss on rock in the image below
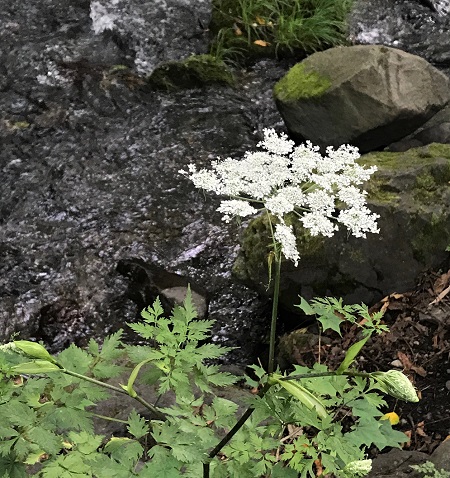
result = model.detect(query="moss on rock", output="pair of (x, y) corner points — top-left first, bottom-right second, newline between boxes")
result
(273, 63), (332, 102)
(147, 54), (234, 91)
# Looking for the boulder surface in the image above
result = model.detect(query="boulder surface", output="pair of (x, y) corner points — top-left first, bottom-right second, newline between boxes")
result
(274, 45), (450, 152)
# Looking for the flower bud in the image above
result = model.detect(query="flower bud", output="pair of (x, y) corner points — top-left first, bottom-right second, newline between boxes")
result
(372, 370), (419, 403)
(14, 341), (56, 363)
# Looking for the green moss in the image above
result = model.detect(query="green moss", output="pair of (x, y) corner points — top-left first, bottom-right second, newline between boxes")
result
(147, 54), (234, 91)
(410, 213), (450, 263)
(365, 176), (400, 205)
(413, 172), (439, 203)
(362, 144), (450, 169)
(274, 63), (332, 102)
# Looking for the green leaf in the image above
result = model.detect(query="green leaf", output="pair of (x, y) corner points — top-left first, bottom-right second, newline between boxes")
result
(317, 310), (343, 335)
(126, 410), (149, 440)
(11, 361), (61, 374)
(336, 336), (369, 374)
(56, 345), (92, 374)
(104, 437), (143, 466)
(270, 374), (328, 419)
(26, 427), (61, 455)
(123, 358), (153, 398)
(295, 297), (315, 315)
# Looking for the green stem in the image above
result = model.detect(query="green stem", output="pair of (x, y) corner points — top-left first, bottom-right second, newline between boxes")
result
(268, 254), (282, 375)
(280, 370), (373, 381)
(90, 413), (129, 424)
(60, 367), (167, 421)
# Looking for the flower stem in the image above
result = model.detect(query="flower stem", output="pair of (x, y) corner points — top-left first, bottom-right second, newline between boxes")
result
(268, 254), (282, 375)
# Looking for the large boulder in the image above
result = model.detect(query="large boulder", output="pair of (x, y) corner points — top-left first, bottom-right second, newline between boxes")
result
(274, 45), (450, 152)
(233, 144), (450, 309)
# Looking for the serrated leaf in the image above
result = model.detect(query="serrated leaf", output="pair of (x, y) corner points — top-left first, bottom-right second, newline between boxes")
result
(99, 331), (123, 360)
(104, 437), (143, 466)
(26, 427), (61, 455)
(56, 345), (92, 374)
(295, 297), (315, 315)
(317, 310), (343, 335)
(126, 410), (149, 440)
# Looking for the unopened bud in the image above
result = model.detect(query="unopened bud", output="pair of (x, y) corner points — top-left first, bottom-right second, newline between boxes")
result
(372, 370), (419, 403)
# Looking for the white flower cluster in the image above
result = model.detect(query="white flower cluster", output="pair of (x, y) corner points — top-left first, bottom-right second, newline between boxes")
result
(180, 129), (379, 266)
(341, 459), (373, 477)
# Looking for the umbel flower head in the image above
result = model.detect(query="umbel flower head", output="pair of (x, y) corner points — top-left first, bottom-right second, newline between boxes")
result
(180, 129), (380, 266)
(340, 459), (373, 478)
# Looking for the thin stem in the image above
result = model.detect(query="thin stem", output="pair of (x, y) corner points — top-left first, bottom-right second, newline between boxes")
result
(90, 413), (129, 424)
(268, 254), (282, 375)
(60, 367), (167, 421)
(203, 382), (272, 477)
(280, 370), (373, 381)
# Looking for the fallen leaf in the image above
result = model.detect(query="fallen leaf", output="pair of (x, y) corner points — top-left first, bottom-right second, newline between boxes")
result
(397, 351), (413, 371)
(432, 270), (450, 295)
(403, 430), (412, 448)
(429, 284), (450, 305)
(411, 365), (427, 377)
(416, 421), (428, 437)
(254, 39), (270, 47)
(314, 458), (323, 476)
(255, 15), (266, 25)
(233, 23), (243, 36)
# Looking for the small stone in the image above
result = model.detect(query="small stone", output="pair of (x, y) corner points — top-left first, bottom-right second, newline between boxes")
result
(390, 359), (404, 368)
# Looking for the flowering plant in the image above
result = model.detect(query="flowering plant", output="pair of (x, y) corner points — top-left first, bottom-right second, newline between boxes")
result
(181, 128), (379, 266)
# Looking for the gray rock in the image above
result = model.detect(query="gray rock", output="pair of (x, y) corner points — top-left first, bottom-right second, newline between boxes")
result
(430, 440), (450, 472)
(233, 144), (450, 308)
(388, 105), (450, 152)
(369, 449), (429, 478)
(160, 287), (208, 319)
(274, 45), (450, 152)
(89, 0), (212, 74)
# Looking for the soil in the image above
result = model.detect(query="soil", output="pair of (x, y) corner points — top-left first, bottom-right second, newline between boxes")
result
(294, 266), (450, 455)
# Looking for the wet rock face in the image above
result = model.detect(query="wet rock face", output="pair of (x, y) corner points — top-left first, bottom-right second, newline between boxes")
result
(89, 0), (212, 73)
(0, 0), (285, 359)
(348, 0), (450, 75)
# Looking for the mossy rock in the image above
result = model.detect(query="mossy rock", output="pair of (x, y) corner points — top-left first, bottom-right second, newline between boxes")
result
(233, 144), (450, 309)
(273, 63), (332, 102)
(147, 54), (234, 91)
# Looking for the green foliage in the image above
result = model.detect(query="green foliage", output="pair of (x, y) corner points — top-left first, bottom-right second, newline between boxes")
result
(411, 461), (450, 478)
(210, 0), (353, 62)
(0, 292), (412, 477)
